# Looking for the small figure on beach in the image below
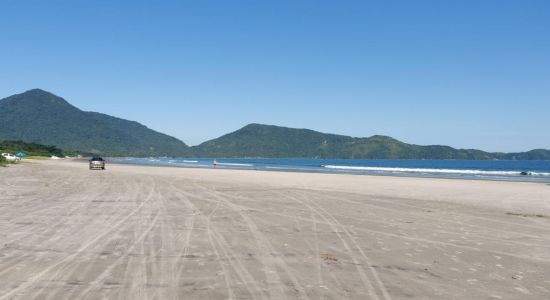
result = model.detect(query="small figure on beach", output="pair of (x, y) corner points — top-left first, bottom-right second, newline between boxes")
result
(213, 159), (217, 168)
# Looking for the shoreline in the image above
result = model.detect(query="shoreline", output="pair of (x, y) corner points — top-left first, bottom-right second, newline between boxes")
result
(68, 159), (550, 216)
(107, 158), (550, 184)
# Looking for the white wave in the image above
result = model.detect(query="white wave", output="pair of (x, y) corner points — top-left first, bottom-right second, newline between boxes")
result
(530, 172), (550, 176)
(176, 163), (211, 168)
(183, 160), (199, 163)
(266, 166), (311, 171)
(216, 162), (253, 167)
(322, 165), (550, 176)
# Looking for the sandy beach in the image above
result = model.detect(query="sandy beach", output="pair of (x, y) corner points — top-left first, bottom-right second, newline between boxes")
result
(1, 160), (549, 300)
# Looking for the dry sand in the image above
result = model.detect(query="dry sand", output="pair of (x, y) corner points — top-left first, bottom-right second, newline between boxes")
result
(1, 159), (549, 299)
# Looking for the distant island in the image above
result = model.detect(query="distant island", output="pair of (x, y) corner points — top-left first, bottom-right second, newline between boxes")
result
(1, 89), (549, 160)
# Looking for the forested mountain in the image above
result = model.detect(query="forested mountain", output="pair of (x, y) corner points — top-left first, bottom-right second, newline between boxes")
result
(188, 123), (550, 160)
(0, 89), (188, 156)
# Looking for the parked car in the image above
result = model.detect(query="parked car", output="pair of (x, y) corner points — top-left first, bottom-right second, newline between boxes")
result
(1, 153), (20, 161)
(89, 157), (106, 170)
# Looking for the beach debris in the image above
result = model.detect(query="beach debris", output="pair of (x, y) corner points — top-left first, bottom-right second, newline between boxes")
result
(320, 252), (338, 263)
(511, 274), (523, 280)
(506, 212), (548, 218)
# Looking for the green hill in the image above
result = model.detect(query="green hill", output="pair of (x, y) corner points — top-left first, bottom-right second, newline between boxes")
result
(189, 124), (354, 158)
(501, 149), (550, 160)
(189, 123), (550, 160)
(0, 89), (188, 156)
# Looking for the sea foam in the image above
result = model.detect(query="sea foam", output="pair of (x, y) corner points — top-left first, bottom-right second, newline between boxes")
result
(216, 162), (254, 167)
(322, 165), (550, 176)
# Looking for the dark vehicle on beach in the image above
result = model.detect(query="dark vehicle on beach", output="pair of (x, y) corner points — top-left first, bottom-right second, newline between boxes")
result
(89, 157), (105, 170)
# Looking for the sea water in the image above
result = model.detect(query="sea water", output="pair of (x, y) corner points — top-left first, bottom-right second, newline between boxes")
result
(109, 157), (550, 182)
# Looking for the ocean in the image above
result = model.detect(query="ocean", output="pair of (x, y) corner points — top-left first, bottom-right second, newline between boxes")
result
(109, 157), (550, 182)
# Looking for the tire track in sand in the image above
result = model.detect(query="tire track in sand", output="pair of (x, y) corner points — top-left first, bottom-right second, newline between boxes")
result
(198, 184), (309, 300)
(170, 180), (268, 300)
(0, 175), (158, 300)
(206, 200), (236, 300)
(276, 189), (391, 300)
(39, 174), (148, 300)
(75, 199), (161, 299)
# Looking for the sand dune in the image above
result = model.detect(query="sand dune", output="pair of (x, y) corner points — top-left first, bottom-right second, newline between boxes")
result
(0, 159), (549, 299)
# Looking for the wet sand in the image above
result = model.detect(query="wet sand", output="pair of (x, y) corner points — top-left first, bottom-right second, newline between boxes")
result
(1, 159), (549, 299)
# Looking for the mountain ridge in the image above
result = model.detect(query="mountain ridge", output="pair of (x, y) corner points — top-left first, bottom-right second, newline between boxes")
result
(1, 89), (548, 159)
(188, 123), (550, 160)
(0, 89), (188, 156)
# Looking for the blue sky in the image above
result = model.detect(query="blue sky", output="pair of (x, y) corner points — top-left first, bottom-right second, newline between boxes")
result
(1, 0), (549, 152)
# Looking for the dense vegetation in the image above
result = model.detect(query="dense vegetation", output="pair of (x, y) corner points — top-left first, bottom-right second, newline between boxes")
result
(500, 149), (550, 160)
(0, 140), (67, 157)
(188, 123), (550, 160)
(0, 89), (188, 156)
(189, 124), (355, 158)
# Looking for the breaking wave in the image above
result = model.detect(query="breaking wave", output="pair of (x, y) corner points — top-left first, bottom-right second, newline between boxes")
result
(322, 165), (550, 176)
(216, 162), (254, 167)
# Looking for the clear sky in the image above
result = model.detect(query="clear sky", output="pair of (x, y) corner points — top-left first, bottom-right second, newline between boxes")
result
(1, 0), (549, 152)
